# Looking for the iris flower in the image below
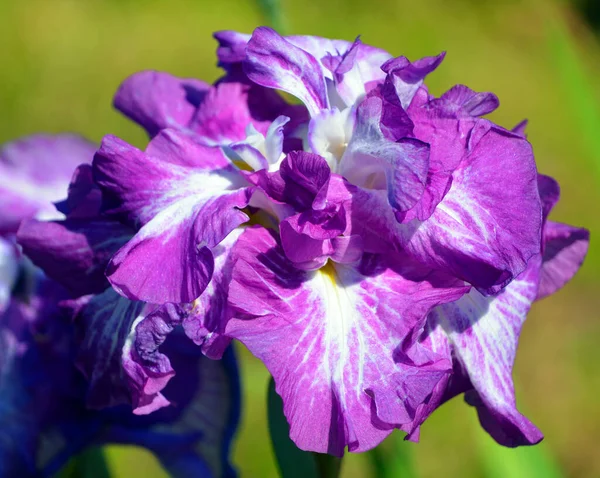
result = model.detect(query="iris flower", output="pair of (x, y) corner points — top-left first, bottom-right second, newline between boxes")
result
(12, 26), (589, 460)
(4, 135), (240, 477)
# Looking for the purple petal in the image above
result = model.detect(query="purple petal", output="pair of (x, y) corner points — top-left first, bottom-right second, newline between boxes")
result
(381, 52), (446, 109)
(74, 288), (148, 410)
(189, 80), (284, 144)
(244, 27), (329, 116)
(94, 130), (251, 303)
(429, 255), (544, 446)
(342, 96), (429, 214)
(439, 85), (500, 117)
(397, 125), (542, 293)
(537, 221), (589, 300)
(226, 226), (467, 455)
(113, 71), (209, 137)
(0, 134), (95, 234)
(181, 229), (243, 359)
(17, 218), (133, 297)
(214, 30), (252, 67)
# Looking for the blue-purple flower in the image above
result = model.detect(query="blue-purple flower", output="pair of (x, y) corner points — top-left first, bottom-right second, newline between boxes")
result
(3, 135), (240, 477)
(7, 26), (590, 462)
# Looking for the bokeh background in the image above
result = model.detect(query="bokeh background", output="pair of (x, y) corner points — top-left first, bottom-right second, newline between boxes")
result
(1, 0), (599, 476)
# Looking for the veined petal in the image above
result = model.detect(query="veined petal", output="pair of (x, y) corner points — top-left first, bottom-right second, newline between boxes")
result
(342, 96), (429, 213)
(538, 221), (589, 300)
(381, 53), (446, 109)
(94, 130), (251, 303)
(113, 71), (209, 137)
(438, 85), (499, 117)
(74, 288), (148, 410)
(244, 27), (330, 116)
(287, 35), (391, 86)
(429, 255), (544, 446)
(182, 229), (243, 359)
(105, 345), (240, 478)
(396, 125), (542, 293)
(226, 227), (467, 455)
(0, 134), (95, 233)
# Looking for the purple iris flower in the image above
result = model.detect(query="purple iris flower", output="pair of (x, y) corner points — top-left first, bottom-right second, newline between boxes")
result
(4, 135), (240, 477)
(9, 26), (589, 461)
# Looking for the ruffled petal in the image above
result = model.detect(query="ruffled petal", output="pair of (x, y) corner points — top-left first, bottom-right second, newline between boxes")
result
(74, 288), (148, 409)
(381, 53), (445, 109)
(113, 71), (209, 137)
(0, 134), (95, 233)
(396, 125), (542, 293)
(226, 226), (467, 455)
(244, 27), (329, 116)
(182, 229), (243, 359)
(429, 255), (544, 446)
(538, 221), (589, 300)
(341, 96), (429, 214)
(94, 130), (251, 303)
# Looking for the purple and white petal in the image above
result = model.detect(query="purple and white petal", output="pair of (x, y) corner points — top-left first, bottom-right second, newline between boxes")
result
(429, 255), (544, 446)
(0, 134), (95, 233)
(74, 288), (149, 410)
(181, 229), (243, 359)
(395, 125), (542, 293)
(113, 71), (209, 137)
(341, 96), (429, 214)
(381, 53), (445, 109)
(226, 226), (467, 455)
(537, 221), (589, 300)
(94, 130), (251, 303)
(244, 27), (330, 116)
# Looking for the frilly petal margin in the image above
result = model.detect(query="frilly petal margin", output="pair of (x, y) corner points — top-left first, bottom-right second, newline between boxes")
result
(244, 27), (330, 116)
(93, 130), (251, 303)
(429, 255), (544, 446)
(225, 226), (468, 455)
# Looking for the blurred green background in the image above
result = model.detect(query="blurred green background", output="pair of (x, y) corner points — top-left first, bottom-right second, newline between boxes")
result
(1, 0), (599, 476)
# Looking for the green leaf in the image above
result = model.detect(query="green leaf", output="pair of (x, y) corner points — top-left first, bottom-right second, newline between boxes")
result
(267, 377), (341, 478)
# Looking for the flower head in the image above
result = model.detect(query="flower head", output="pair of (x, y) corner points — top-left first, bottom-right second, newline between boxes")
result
(8, 26), (590, 461)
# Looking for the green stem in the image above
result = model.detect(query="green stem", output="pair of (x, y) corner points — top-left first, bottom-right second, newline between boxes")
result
(313, 452), (342, 478)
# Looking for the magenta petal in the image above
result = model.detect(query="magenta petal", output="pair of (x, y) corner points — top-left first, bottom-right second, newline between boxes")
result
(439, 84), (499, 117)
(113, 70), (209, 137)
(429, 255), (544, 446)
(537, 221), (589, 300)
(398, 125), (542, 293)
(381, 52), (445, 109)
(94, 130), (251, 303)
(181, 229), (243, 359)
(244, 27), (330, 116)
(226, 227), (467, 455)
